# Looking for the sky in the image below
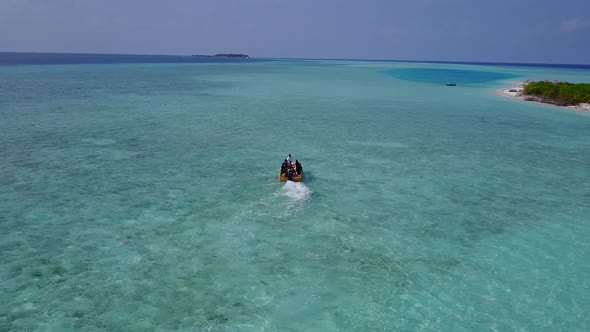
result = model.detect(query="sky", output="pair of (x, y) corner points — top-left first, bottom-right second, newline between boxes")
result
(1, 0), (589, 64)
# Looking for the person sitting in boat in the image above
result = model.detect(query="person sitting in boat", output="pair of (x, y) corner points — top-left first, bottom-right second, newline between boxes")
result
(286, 154), (293, 164)
(295, 160), (302, 175)
(280, 159), (288, 175)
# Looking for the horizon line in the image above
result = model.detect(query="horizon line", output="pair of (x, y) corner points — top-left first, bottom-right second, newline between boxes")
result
(1, 50), (589, 67)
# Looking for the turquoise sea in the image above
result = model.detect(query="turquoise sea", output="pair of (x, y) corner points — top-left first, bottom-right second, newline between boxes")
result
(1, 54), (590, 331)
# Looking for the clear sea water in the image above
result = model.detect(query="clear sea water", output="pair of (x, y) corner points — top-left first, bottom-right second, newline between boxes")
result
(1, 53), (590, 331)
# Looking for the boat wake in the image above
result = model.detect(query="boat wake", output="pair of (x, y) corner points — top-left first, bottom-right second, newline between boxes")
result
(271, 181), (313, 217)
(277, 181), (312, 202)
(234, 181), (313, 221)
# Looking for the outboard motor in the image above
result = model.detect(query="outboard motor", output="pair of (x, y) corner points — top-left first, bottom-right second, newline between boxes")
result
(287, 169), (293, 181)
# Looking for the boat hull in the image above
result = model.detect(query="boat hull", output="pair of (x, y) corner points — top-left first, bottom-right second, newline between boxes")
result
(279, 172), (302, 182)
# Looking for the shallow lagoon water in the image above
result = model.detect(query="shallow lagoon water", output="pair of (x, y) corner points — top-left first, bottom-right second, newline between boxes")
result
(383, 67), (518, 84)
(1, 58), (590, 331)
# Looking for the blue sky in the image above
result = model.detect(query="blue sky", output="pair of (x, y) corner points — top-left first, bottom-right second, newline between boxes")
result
(1, 0), (589, 63)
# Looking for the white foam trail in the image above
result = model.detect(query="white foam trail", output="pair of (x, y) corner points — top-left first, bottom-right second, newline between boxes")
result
(277, 181), (313, 202)
(232, 181), (312, 221)
(272, 181), (312, 217)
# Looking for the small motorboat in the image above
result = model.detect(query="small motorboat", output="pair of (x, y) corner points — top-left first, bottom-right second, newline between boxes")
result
(446, 83), (457, 86)
(279, 171), (302, 182)
(279, 159), (303, 182)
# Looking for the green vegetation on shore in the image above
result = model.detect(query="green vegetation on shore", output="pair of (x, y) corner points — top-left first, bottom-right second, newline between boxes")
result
(522, 81), (590, 106)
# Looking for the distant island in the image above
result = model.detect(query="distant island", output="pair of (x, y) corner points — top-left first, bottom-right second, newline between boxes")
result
(191, 53), (250, 58)
(214, 53), (249, 58)
(502, 80), (590, 111)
